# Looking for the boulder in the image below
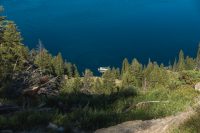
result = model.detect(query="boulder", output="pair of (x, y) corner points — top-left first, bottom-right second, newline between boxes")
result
(47, 123), (58, 130)
(47, 123), (64, 132)
(195, 82), (200, 92)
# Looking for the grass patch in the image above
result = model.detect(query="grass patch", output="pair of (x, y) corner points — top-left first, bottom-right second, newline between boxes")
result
(0, 86), (198, 132)
(173, 107), (200, 133)
(0, 110), (54, 131)
(49, 86), (198, 131)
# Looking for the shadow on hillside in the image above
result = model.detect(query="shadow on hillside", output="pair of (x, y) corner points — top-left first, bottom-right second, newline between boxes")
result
(46, 88), (155, 131)
(47, 88), (137, 111)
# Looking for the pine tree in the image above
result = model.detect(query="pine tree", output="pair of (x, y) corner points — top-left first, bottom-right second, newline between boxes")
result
(173, 58), (177, 71)
(95, 78), (103, 93)
(72, 78), (82, 93)
(0, 21), (28, 80)
(142, 60), (165, 90)
(122, 71), (137, 87)
(64, 62), (73, 78)
(115, 68), (120, 79)
(121, 58), (130, 76)
(34, 41), (53, 74)
(143, 62), (169, 88)
(72, 64), (80, 77)
(52, 52), (64, 76)
(196, 43), (200, 70)
(143, 60), (154, 78)
(82, 69), (94, 92)
(177, 50), (185, 71)
(129, 58), (143, 87)
(102, 69), (116, 93)
(111, 67), (120, 79)
(185, 56), (195, 70)
(130, 58), (142, 72)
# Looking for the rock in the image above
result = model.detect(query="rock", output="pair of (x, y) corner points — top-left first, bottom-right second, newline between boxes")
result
(95, 95), (200, 133)
(195, 82), (200, 91)
(22, 86), (40, 96)
(47, 123), (64, 132)
(95, 109), (194, 133)
(47, 123), (58, 130)
(0, 130), (13, 133)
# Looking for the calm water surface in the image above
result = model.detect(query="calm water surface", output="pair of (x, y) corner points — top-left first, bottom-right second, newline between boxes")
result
(1, 0), (200, 73)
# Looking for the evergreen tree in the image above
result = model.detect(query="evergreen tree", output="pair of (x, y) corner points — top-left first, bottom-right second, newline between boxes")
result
(121, 58), (130, 76)
(95, 78), (103, 93)
(52, 52), (64, 76)
(130, 58), (142, 72)
(129, 58), (143, 87)
(122, 71), (137, 87)
(0, 13), (29, 95)
(143, 60), (154, 78)
(82, 69), (94, 91)
(72, 78), (82, 93)
(196, 43), (200, 70)
(185, 56), (195, 70)
(173, 58), (177, 71)
(34, 42), (53, 74)
(0, 21), (28, 80)
(72, 64), (80, 77)
(177, 50), (185, 71)
(111, 67), (120, 79)
(143, 62), (169, 88)
(64, 62), (73, 78)
(102, 69), (116, 93)
(115, 68), (120, 79)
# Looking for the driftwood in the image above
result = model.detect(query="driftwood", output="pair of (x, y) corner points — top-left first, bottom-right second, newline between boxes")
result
(0, 105), (19, 114)
(10, 62), (61, 97)
(0, 105), (53, 114)
(22, 76), (59, 96)
(39, 76), (58, 88)
(123, 101), (169, 113)
(6, 63), (62, 109)
(22, 86), (40, 96)
(19, 106), (53, 113)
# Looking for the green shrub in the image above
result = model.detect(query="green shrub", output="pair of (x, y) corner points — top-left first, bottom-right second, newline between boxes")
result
(179, 70), (200, 85)
(0, 111), (53, 130)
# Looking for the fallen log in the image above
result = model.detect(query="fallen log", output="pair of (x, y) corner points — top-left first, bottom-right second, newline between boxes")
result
(123, 101), (169, 113)
(39, 76), (58, 88)
(0, 105), (20, 114)
(22, 76), (59, 96)
(22, 86), (40, 96)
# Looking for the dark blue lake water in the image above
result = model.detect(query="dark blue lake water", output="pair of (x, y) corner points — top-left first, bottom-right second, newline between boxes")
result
(1, 0), (200, 73)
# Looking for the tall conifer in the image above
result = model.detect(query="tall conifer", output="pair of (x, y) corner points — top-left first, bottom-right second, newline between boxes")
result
(177, 50), (185, 71)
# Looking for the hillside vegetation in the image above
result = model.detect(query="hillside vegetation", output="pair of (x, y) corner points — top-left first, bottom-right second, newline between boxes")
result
(0, 6), (200, 132)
